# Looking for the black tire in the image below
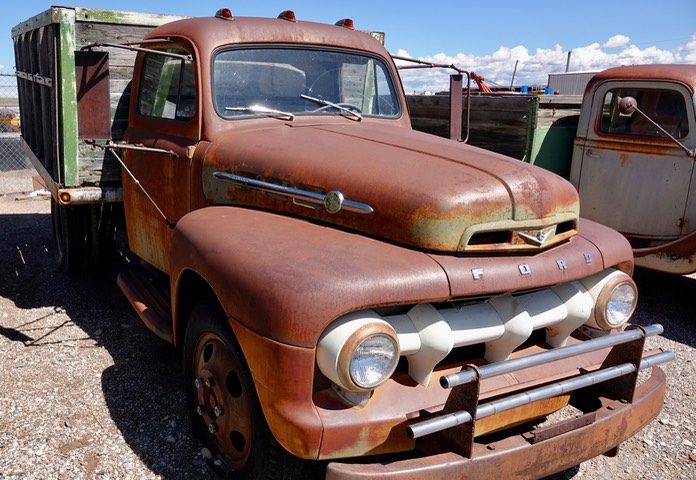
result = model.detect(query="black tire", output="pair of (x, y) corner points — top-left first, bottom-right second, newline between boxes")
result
(182, 298), (305, 480)
(86, 203), (117, 271)
(51, 197), (88, 275)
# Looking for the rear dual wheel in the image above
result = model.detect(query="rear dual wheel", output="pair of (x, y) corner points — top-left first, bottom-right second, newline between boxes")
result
(183, 298), (304, 480)
(50, 198), (117, 274)
(51, 198), (88, 274)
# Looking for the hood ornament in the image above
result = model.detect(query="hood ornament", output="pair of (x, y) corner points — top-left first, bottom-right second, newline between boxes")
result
(517, 225), (557, 247)
(324, 190), (345, 214)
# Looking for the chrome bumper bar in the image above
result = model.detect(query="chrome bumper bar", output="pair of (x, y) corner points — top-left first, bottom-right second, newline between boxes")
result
(408, 324), (673, 441)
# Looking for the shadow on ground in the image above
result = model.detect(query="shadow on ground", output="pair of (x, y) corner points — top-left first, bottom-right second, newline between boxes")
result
(0, 206), (217, 479)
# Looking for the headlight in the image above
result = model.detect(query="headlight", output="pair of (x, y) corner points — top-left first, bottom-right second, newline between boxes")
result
(597, 278), (637, 328)
(317, 311), (400, 394)
(582, 269), (638, 330)
(349, 334), (398, 389)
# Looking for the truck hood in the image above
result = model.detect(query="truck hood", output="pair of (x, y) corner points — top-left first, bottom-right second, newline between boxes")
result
(203, 121), (579, 253)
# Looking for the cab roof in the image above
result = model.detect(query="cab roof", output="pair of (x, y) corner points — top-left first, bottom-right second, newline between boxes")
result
(145, 13), (387, 59)
(587, 64), (696, 94)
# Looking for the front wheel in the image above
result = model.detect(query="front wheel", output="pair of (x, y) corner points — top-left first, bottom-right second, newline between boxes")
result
(182, 298), (305, 480)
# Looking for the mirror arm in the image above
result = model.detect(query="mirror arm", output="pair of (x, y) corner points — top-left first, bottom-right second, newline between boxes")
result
(622, 98), (694, 157)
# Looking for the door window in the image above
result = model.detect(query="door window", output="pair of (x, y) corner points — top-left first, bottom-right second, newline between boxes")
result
(599, 87), (689, 138)
(138, 51), (196, 120)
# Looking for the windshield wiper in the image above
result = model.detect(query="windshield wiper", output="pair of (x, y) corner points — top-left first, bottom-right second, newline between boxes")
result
(225, 105), (295, 121)
(300, 94), (363, 122)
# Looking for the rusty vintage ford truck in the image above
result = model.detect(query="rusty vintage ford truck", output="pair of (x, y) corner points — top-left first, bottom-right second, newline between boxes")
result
(13, 6), (672, 479)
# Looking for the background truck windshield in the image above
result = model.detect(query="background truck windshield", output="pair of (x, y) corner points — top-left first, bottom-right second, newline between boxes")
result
(213, 47), (400, 119)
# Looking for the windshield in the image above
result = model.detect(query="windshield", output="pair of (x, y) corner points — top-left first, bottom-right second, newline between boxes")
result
(213, 47), (400, 120)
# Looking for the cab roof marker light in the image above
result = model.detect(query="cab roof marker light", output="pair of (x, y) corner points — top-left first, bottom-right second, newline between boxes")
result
(215, 8), (234, 20)
(278, 10), (297, 22)
(335, 18), (355, 30)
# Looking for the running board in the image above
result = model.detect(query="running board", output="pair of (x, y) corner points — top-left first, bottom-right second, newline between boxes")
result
(117, 266), (173, 343)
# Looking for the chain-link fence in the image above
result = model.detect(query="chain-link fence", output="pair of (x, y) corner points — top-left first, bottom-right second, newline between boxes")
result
(0, 72), (34, 195)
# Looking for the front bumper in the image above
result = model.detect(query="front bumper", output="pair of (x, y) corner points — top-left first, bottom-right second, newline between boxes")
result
(325, 366), (667, 479)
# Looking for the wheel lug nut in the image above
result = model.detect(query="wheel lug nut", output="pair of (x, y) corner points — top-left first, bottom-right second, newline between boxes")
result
(208, 423), (217, 433)
(214, 405), (223, 417)
(194, 377), (204, 389)
(196, 406), (204, 416)
(205, 378), (213, 387)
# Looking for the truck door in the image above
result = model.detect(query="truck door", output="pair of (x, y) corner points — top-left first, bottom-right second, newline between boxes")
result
(123, 47), (200, 273)
(571, 83), (695, 245)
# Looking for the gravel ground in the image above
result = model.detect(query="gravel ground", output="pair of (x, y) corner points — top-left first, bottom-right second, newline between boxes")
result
(0, 193), (694, 480)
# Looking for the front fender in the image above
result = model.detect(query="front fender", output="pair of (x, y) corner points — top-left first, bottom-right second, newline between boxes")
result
(169, 208), (635, 349)
(633, 229), (696, 274)
(167, 206), (636, 460)
(169, 206), (451, 459)
(169, 206), (450, 348)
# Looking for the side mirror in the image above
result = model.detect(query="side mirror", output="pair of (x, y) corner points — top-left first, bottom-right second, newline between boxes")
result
(618, 96), (637, 115)
(617, 95), (694, 157)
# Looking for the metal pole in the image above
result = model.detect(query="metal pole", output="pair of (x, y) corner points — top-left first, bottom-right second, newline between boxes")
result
(510, 60), (519, 90)
(441, 324), (664, 389)
(409, 350), (673, 439)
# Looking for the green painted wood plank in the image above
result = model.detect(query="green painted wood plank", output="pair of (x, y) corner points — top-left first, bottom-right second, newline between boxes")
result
(11, 8), (59, 38)
(74, 7), (187, 27)
(57, 8), (80, 187)
(13, 6), (186, 38)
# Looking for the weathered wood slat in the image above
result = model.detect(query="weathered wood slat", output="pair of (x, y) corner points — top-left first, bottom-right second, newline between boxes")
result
(13, 7), (184, 191)
(536, 107), (581, 129)
(408, 93), (538, 160)
(77, 144), (122, 186)
(74, 8), (187, 28)
(74, 22), (168, 186)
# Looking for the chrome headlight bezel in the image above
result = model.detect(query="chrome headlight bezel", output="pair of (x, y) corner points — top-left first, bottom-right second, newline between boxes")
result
(345, 331), (399, 390)
(595, 275), (638, 329)
(317, 312), (400, 393)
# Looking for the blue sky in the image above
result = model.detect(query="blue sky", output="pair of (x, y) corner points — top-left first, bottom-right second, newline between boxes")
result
(3, 1), (695, 93)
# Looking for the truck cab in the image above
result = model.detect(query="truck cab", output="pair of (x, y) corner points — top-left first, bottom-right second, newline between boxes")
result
(570, 65), (696, 274)
(121, 11), (407, 273)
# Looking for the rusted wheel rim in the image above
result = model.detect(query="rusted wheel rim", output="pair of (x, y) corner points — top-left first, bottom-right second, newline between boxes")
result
(192, 332), (253, 468)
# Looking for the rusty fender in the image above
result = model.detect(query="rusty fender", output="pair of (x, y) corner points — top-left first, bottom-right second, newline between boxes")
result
(169, 206), (449, 458)
(633, 229), (696, 275)
(169, 208), (633, 348)
(167, 207), (636, 459)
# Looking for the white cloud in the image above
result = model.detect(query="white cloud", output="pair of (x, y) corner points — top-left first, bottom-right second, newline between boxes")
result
(676, 34), (696, 63)
(394, 35), (693, 94)
(603, 35), (630, 49)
